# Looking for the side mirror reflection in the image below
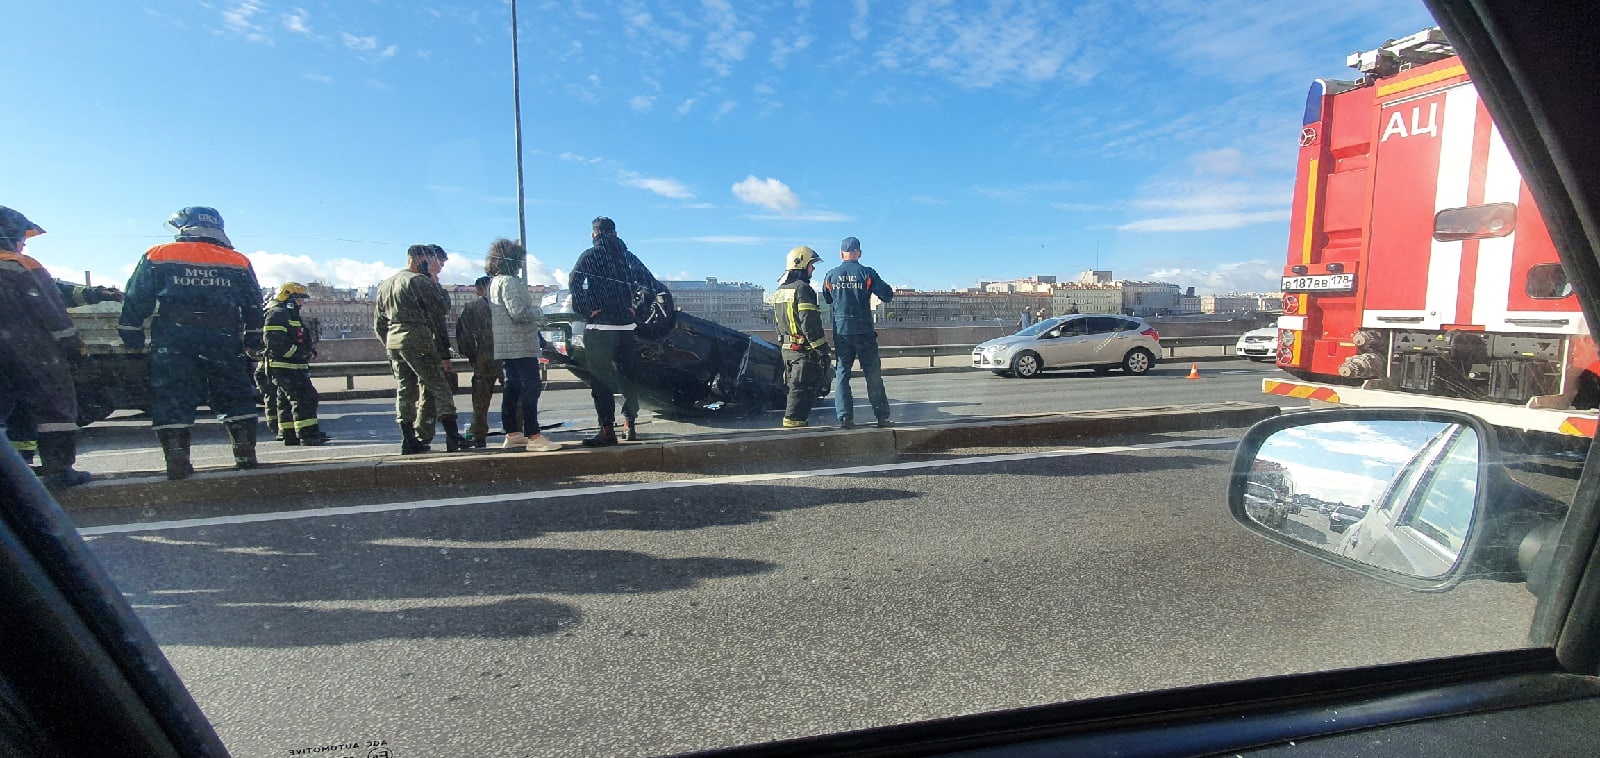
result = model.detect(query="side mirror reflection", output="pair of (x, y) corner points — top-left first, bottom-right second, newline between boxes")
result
(1237, 417), (1483, 581)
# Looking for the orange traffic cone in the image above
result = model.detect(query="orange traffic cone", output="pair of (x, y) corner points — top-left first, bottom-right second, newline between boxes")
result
(1186, 363), (1202, 380)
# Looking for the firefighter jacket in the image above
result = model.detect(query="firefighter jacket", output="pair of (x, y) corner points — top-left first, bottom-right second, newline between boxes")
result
(119, 241), (264, 351)
(822, 260), (894, 337)
(569, 235), (664, 327)
(0, 251), (78, 349)
(773, 276), (828, 355)
(455, 296), (496, 364)
(263, 300), (315, 370)
(374, 269), (450, 353)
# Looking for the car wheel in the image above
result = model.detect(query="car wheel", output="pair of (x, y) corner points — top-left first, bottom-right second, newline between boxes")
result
(1121, 348), (1155, 375)
(1012, 352), (1042, 378)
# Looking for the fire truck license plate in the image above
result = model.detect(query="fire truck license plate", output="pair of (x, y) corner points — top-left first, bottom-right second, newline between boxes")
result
(1282, 273), (1355, 292)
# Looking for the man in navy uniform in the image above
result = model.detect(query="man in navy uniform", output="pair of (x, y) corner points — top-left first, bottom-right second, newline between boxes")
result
(821, 236), (896, 428)
(120, 207), (265, 479)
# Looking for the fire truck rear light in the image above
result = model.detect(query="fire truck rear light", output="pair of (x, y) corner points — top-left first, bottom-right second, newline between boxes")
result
(1283, 294), (1301, 313)
(1291, 265), (1310, 275)
(1280, 330), (1297, 347)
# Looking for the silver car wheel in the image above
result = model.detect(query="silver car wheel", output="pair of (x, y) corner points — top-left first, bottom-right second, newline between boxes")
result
(1122, 348), (1153, 375)
(1013, 352), (1041, 378)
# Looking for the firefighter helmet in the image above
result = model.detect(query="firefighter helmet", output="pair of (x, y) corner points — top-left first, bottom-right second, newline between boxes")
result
(274, 282), (309, 302)
(0, 206), (45, 252)
(167, 206), (225, 232)
(785, 245), (822, 271)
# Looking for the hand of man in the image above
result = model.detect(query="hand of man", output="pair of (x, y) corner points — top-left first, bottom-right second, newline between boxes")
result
(441, 359), (454, 374)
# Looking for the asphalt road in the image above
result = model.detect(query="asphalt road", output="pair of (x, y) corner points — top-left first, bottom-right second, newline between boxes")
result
(72, 357), (1303, 476)
(75, 426), (1544, 757)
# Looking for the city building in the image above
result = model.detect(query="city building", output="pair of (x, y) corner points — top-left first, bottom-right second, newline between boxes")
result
(1052, 284), (1124, 315)
(979, 275), (1057, 294)
(665, 278), (766, 331)
(880, 290), (1051, 325)
(1200, 295), (1262, 314)
(1119, 281), (1183, 316)
(301, 298), (376, 340)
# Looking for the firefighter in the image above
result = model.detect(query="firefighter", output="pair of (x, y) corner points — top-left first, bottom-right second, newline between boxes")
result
(0, 206), (93, 489)
(263, 282), (329, 446)
(6, 278), (122, 464)
(773, 245), (832, 428)
(375, 244), (465, 454)
(119, 206), (265, 480)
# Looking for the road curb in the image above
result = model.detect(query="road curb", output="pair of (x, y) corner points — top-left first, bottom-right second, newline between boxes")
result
(55, 402), (1279, 511)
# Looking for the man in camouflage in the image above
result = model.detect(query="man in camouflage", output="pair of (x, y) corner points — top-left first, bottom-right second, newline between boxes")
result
(375, 244), (465, 454)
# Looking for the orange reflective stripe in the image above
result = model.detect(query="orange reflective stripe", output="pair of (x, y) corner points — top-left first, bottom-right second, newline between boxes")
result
(1263, 380), (1341, 403)
(1559, 417), (1598, 438)
(145, 241), (252, 268)
(0, 252), (44, 270)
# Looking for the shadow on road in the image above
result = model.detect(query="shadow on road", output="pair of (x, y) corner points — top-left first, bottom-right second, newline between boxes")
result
(85, 483), (918, 647)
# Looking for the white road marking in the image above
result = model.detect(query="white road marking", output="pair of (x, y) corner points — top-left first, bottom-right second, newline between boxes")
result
(78, 436), (1238, 536)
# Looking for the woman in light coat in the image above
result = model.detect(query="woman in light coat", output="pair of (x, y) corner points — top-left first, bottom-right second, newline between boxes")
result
(485, 238), (559, 452)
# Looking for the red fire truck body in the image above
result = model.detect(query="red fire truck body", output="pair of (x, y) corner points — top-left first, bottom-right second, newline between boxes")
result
(1273, 29), (1598, 436)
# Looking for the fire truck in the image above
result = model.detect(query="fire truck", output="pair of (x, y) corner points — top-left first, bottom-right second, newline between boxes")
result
(1266, 28), (1600, 438)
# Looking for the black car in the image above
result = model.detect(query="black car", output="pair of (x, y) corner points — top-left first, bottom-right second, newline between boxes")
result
(1328, 504), (1367, 533)
(540, 290), (830, 417)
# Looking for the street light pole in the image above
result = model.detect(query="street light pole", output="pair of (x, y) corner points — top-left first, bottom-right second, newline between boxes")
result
(510, 0), (528, 276)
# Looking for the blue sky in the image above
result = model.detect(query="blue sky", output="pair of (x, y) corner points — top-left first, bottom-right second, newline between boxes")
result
(7, 0), (1435, 294)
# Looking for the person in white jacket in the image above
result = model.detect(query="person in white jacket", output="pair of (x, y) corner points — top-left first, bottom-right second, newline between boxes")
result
(485, 238), (560, 452)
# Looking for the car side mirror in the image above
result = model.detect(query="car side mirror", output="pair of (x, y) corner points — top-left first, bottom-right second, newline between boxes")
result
(1228, 409), (1567, 593)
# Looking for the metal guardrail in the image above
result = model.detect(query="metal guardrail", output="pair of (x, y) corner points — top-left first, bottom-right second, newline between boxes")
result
(310, 336), (1248, 384)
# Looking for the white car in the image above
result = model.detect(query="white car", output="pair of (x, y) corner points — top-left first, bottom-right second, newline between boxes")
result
(972, 314), (1161, 378)
(1236, 327), (1278, 362)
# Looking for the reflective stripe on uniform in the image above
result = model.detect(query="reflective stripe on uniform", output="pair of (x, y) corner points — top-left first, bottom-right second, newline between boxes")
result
(289, 417), (320, 430)
(10, 440), (37, 452)
(262, 325), (289, 332)
(37, 422), (78, 433)
(268, 361), (309, 370)
(285, 345), (298, 357)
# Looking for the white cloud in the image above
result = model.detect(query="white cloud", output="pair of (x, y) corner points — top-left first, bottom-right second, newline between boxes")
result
(283, 8), (311, 35)
(630, 95), (656, 113)
(220, 0), (270, 44)
(702, 0), (756, 77)
(1192, 147), (1247, 176)
(342, 32), (378, 51)
(677, 98), (697, 116)
(770, 34), (814, 68)
(874, 0), (1092, 89)
(381, 45), (398, 59)
(712, 100), (737, 120)
(849, 0), (870, 41)
(304, 73), (335, 85)
(731, 176), (801, 213)
(248, 251), (393, 291)
(559, 152), (603, 164)
(618, 171), (694, 200)
(1117, 210), (1289, 232)
(1143, 260), (1282, 295)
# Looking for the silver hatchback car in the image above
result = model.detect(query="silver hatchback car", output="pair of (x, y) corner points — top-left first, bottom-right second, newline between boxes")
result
(972, 314), (1161, 378)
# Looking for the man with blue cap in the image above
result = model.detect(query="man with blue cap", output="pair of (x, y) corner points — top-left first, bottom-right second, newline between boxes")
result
(822, 236), (896, 428)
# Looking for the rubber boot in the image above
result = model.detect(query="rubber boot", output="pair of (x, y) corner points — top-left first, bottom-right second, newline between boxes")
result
(400, 422), (429, 455)
(281, 427), (300, 446)
(623, 416), (639, 442)
(298, 424), (331, 446)
(36, 432), (92, 490)
(225, 419), (258, 470)
(156, 428), (194, 481)
(441, 414), (467, 453)
(581, 424), (619, 447)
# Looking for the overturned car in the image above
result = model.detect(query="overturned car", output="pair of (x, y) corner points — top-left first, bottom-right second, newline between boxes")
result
(539, 290), (830, 417)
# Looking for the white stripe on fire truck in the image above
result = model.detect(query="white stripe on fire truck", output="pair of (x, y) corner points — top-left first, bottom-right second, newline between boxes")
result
(1471, 122), (1523, 327)
(1425, 85), (1479, 328)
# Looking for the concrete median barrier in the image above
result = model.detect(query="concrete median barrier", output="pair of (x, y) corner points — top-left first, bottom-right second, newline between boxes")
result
(55, 401), (1279, 511)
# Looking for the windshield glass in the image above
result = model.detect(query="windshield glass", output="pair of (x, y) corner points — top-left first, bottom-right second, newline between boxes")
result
(10, 1), (1590, 755)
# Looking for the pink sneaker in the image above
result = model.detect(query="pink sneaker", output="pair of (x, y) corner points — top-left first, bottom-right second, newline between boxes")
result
(503, 432), (528, 449)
